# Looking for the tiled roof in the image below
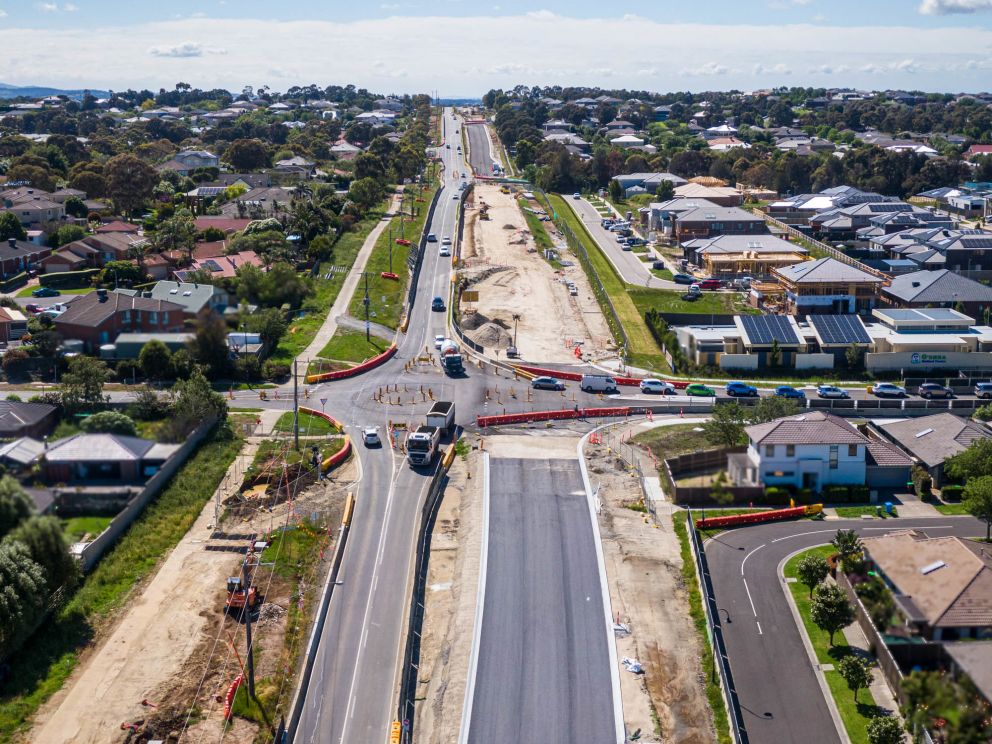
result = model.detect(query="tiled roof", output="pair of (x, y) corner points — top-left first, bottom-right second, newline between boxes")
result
(884, 269), (992, 305)
(54, 290), (184, 328)
(44, 433), (155, 462)
(746, 411), (867, 446)
(866, 440), (913, 468)
(878, 414), (991, 468)
(0, 401), (56, 433)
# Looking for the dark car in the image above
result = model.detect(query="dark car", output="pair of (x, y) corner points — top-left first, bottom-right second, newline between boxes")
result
(652, 260), (666, 270)
(32, 286), (60, 298)
(24, 303), (43, 315)
(726, 381), (758, 397)
(431, 296), (445, 312)
(775, 385), (806, 400)
(426, 233), (438, 243)
(918, 382), (953, 399)
(673, 273), (695, 285)
(698, 279), (722, 290)
(531, 376), (565, 391)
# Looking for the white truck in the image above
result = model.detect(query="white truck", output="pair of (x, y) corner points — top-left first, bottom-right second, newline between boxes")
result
(406, 426), (441, 467)
(426, 401), (456, 435)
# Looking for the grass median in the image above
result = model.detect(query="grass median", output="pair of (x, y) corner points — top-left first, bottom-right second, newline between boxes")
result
(274, 410), (341, 435)
(783, 546), (883, 744)
(317, 329), (390, 365)
(0, 424), (243, 743)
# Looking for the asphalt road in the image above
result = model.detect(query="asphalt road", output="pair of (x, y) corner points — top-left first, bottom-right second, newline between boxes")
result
(468, 457), (616, 744)
(704, 516), (984, 744)
(465, 122), (496, 177)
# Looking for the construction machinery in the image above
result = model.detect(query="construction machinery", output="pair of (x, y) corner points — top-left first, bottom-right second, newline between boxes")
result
(225, 544), (261, 615)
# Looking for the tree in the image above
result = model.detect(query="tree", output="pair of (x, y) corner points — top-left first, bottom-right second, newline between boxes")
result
(810, 583), (855, 645)
(224, 138), (270, 170)
(152, 211), (197, 261)
(188, 313), (232, 379)
(139, 339), (173, 381)
(0, 476), (34, 539)
(865, 715), (903, 744)
(845, 343), (865, 370)
(99, 260), (145, 286)
(59, 355), (109, 414)
(0, 540), (47, 659)
(0, 212), (27, 242)
(655, 179), (675, 202)
(80, 410), (138, 436)
(3, 515), (79, 594)
(165, 369), (227, 441)
(104, 153), (157, 218)
(962, 474), (992, 542)
(945, 438), (992, 481)
(47, 224), (86, 248)
(6, 163), (56, 192)
(768, 338), (782, 368)
(244, 307), (288, 349)
(608, 178), (623, 202)
(63, 195), (88, 218)
(831, 529), (864, 563)
(797, 553), (830, 597)
(709, 471), (733, 511)
(750, 396), (800, 424)
(348, 177), (385, 212)
(702, 401), (749, 448)
(837, 655), (873, 703)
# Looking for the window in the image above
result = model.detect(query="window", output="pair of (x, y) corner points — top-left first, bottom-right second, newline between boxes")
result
(765, 444), (775, 457)
(786, 445), (795, 457)
(149, 311), (157, 325)
(829, 445), (839, 469)
(848, 444), (857, 457)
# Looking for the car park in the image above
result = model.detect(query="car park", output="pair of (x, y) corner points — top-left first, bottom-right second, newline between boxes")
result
(434, 334), (445, 349)
(871, 382), (907, 398)
(774, 385), (806, 400)
(431, 297), (445, 312)
(362, 427), (381, 447)
(531, 376), (566, 391)
(918, 382), (953, 399)
(975, 382), (992, 399)
(817, 385), (849, 399)
(673, 273), (695, 285)
(726, 381), (758, 397)
(32, 286), (60, 298)
(685, 383), (716, 397)
(640, 379), (676, 395)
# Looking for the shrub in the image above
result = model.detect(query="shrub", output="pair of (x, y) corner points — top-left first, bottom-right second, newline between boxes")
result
(764, 486), (790, 503)
(941, 484), (965, 502)
(824, 485), (850, 503)
(263, 360), (291, 381)
(80, 410), (137, 436)
(114, 358), (141, 383)
(911, 464), (932, 499)
(1, 347), (30, 375)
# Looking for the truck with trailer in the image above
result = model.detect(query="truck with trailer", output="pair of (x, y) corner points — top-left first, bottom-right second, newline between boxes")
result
(406, 426), (441, 467)
(438, 339), (465, 375)
(426, 401), (456, 435)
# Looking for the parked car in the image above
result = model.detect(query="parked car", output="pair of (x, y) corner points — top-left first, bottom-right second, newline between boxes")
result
(918, 382), (953, 399)
(427, 233), (438, 243)
(673, 273), (695, 285)
(871, 382), (907, 398)
(651, 260), (666, 270)
(726, 381), (758, 397)
(774, 385), (806, 400)
(640, 379), (676, 395)
(431, 297), (445, 312)
(362, 427), (381, 447)
(24, 303), (42, 315)
(975, 382), (992, 399)
(532, 376), (565, 391)
(697, 279), (722, 290)
(628, 238), (646, 246)
(32, 286), (60, 298)
(817, 385), (849, 399)
(685, 383), (716, 397)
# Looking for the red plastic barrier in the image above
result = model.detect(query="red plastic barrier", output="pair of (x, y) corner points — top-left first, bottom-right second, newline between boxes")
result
(305, 344), (397, 383)
(395, 238), (411, 246)
(321, 435), (352, 472)
(381, 271), (399, 280)
(223, 673), (244, 721)
(477, 406), (631, 428)
(511, 364), (692, 390)
(695, 505), (808, 530)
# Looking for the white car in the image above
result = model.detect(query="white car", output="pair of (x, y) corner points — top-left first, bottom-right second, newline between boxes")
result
(434, 335), (445, 349)
(640, 379), (676, 395)
(362, 427), (381, 447)
(442, 236), (452, 245)
(439, 246), (451, 257)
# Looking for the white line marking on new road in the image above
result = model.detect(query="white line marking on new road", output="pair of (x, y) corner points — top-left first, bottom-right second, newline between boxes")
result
(756, 622), (763, 635)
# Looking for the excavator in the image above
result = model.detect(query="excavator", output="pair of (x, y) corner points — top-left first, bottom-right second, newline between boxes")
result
(225, 546), (260, 615)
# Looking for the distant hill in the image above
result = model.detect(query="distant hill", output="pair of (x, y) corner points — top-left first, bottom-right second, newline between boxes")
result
(0, 83), (111, 101)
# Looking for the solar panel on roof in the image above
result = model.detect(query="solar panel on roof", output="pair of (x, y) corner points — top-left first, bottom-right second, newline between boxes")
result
(961, 238), (992, 249)
(810, 315), (871, 345)
(740, 315), (799, 346)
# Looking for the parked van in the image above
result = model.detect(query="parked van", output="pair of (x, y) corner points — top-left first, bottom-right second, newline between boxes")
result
(580, 375), (619, 393)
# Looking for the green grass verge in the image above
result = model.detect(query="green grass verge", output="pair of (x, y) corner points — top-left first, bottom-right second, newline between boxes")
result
(932, 501), (970, 515)
(317, 329), (389, 365)
(0, 425), (243, 743)
(632, 422), (710, 461)
(672, 515), (732, 744)
(60, 515), (113, 542)
(628, 286), (756, 316)
(348, 183), (439, 330)
(274, 410), (340, 435)
(783, 546), (883, 744)
(834, 505), (898, 519)
(520, 204), (564, 269)
(16, 286), (92, 298)
(268, 203), (389, 366)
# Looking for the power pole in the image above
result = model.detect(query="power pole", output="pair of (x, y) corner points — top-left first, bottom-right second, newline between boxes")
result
(293, 359), (299, 451)
(362, 272), (371, 341)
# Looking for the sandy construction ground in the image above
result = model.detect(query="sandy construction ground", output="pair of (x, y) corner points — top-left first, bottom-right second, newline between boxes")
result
(460, 183), (612, 364)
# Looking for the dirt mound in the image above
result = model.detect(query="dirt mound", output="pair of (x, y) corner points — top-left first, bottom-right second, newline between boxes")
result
(469, 322), (512, 348)
(459, 311), (490, 330)
(257, 602), (287, 626)
(502, 223), (516, 230)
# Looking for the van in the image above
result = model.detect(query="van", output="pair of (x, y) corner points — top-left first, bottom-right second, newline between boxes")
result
(580, 375), (619, 393)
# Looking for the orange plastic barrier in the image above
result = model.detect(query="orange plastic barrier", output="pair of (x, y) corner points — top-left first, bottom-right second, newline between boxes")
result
(223, 673), (244, 721)
(321, 435), (352, 472)
(695, 505), (812, 530)
(477, 406), (631, 428)
(298, 407), (343, 431)
(511, 364), (690, 389)
(305, 344), (397, 383)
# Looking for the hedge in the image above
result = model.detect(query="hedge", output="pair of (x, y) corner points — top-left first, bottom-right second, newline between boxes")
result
(764, 483), (871, 504)
(39, 268), (100, 289)
(941, 484), (965, 502)
(0, 272), (28, 293)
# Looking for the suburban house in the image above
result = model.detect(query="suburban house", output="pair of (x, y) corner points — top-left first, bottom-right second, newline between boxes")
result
(0, 307), (29, 342)
(95, 220), (140, 235)
(882, 269), (992, 320)
(157, 149), (219, 176)
(666, 202), (766, 242)
(193, 217), (253, 235)
(220, 187), (293, 218)
(174, 251), (263, 282)
(0, 238), (51, 276)
(149, 281), (228, 316)
(681, 234), (809, 279)
(53, 289), (187, 351)
(673, 183), (744, 206)
(0, 187), (65, 226)
(860, 531), (992, 641)
(875, 414), (991, 487)
(44, 233), (148, 272)
(0, 400), (58, 439)
(41, 433), (181, 484)
(727, 411), (911, 493)
(610, 172), (687, 197)
(772, 257), (886, 315)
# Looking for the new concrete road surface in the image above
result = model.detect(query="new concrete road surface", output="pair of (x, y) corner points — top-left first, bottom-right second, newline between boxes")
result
(704, 516), (984, 744)
(467, 457), (616, 743)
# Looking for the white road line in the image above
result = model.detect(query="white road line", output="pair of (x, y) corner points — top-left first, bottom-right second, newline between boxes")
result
(756, 621), (763, 635)
(743, 577), (759, 618)
(770, 524), (954, 543)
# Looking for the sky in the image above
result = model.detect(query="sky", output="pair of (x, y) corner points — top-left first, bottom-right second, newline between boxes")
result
(1, 0), (992, 96)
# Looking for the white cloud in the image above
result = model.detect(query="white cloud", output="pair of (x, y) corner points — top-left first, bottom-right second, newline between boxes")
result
(147, 41), (227, 58)
(0, 9), (7, 18)
(754, 62), (792, 75)
(681, 61), (730, 76)
(919, 0), (992, 13)
(38, 2), (58, 11)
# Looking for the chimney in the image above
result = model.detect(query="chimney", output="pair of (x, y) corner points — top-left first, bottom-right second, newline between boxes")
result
(97, 288), (108, 302)
(7, 238), (15, 248)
